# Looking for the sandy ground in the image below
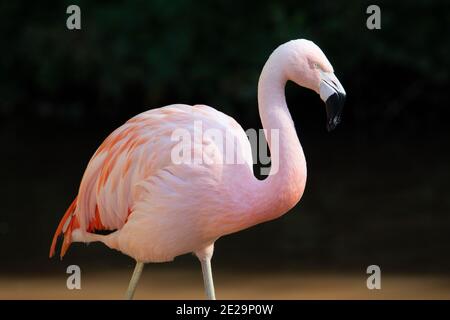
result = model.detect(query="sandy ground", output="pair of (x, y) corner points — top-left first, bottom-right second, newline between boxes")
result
(1, 270), (449, 299)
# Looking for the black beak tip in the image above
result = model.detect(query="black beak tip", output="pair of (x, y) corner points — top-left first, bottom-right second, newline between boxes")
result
(326, 115), (341, 132)
(325, 92), (345, 132)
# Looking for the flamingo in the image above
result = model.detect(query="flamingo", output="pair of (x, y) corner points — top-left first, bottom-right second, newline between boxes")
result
(49, 39), (346, 300)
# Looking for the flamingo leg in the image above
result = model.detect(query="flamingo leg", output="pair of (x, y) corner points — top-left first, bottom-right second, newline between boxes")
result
(125, 261), (144, 300)
(200, 257), (216, 300)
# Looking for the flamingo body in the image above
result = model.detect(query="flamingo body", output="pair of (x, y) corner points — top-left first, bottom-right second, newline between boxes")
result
(51, 104), (257, 262)
(50, 39), (346, 299)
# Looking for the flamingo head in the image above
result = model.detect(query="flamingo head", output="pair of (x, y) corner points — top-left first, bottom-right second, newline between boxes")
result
(283, 39), (346, 131)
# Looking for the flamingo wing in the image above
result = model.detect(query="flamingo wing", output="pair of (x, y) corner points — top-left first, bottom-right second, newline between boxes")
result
(50, 104), (253, 258)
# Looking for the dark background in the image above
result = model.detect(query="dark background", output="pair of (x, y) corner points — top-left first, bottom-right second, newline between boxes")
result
(0, 0), (449, 297)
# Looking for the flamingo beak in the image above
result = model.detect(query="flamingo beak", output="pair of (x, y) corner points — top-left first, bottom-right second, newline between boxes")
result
(319, 71), (346, 131)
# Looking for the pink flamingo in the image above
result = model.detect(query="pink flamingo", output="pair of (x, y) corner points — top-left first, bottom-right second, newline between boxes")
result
(50, 39), (345, 299)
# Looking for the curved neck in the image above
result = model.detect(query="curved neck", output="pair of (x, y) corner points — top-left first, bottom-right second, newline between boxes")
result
(251, 51), (307, 223)
(218, 48), (308, 238)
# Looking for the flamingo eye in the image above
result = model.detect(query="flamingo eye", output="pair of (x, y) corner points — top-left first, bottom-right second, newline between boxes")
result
(313, 63), (320, 69)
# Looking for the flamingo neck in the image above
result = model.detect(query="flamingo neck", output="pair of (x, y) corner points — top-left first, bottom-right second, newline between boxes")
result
(251, 49), (307, 223)
(217, 47), (307, 237)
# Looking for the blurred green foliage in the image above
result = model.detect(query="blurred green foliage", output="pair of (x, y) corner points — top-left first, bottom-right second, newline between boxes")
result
(0, 0), (449, 130)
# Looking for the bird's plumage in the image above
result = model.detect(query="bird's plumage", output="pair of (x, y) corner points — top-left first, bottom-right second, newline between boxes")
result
(51, 104), (256, 262)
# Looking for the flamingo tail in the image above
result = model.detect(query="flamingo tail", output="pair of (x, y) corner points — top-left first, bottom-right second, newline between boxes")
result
(49, 197), (79, 259)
